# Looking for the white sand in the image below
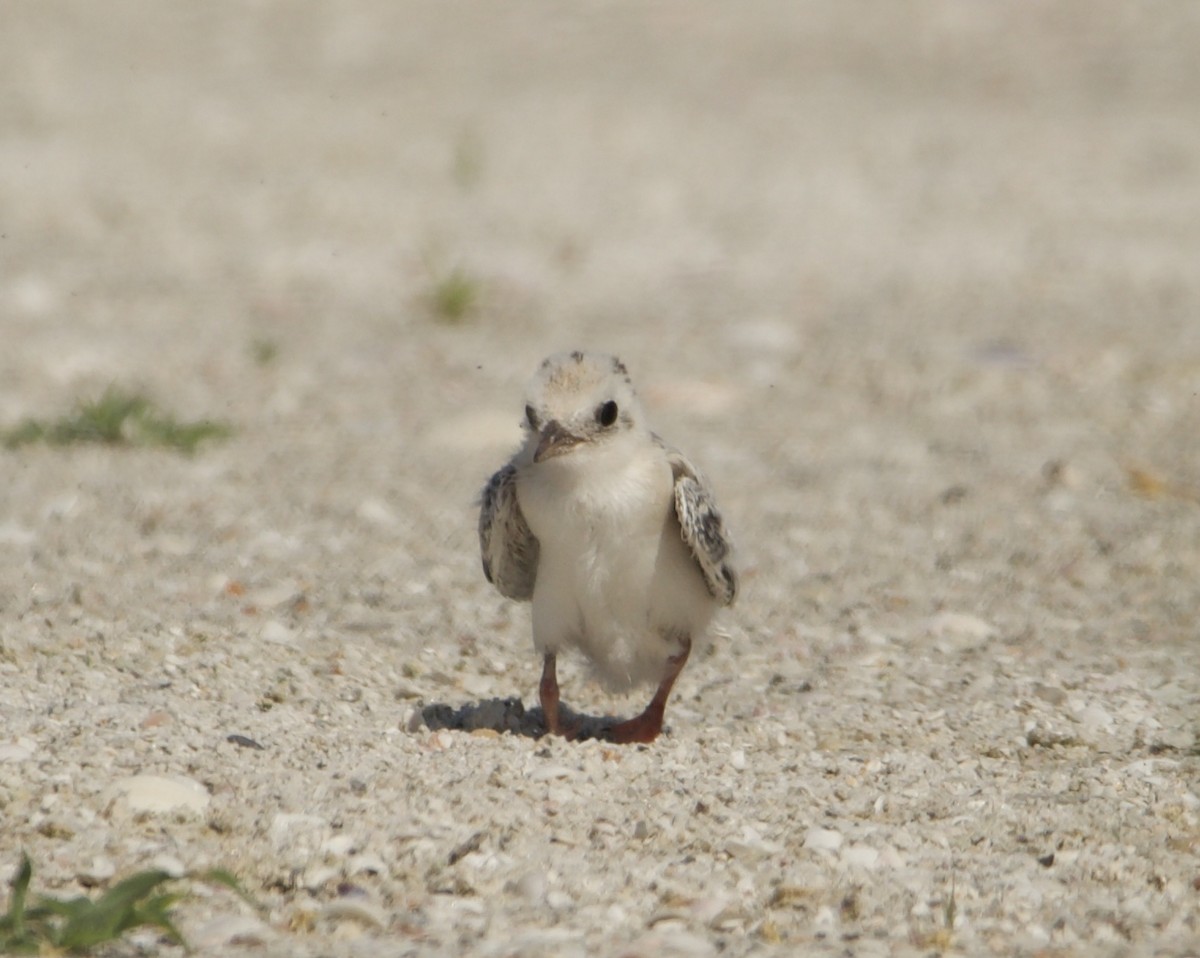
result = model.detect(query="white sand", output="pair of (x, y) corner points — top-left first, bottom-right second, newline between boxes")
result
(1, 2), (1198, 955)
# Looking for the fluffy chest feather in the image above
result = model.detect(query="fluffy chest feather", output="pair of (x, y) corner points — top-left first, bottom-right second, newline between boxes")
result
(517, 440), (689, 687)
(518, 438), (672, 571)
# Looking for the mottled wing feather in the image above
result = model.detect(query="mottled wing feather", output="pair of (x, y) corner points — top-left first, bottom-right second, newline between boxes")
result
(478, 463), (539, 601)
(658, 439), (738, 606)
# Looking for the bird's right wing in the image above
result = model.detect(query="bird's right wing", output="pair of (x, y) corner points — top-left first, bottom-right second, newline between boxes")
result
(660, 441), (738, 607)
(478, 463), (539, 601)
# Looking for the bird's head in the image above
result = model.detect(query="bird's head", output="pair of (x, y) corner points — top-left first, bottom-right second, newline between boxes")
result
(522, 351), (644, 464)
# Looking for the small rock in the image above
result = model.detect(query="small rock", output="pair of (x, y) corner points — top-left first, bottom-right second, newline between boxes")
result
(77, 857), (116, 886)
(270, 812), (326, 838)
(1151, 728), (1195, 752)
(320, 898), (387, 930)
(110, 775), (210, 815)
(260, 620), (296, 645)
(1033, 683), (1067, 706)
(510, 871), (546, 904)
(150, 855), (186, 879)
(814, 904), (839, 932)
(546, 889), (573, 910)
(528, 764), (576, 782)
(395, 681), (424, 700)
(1076, 705), (1114, 733)
(349, 853), (387, 877)
(269, 812), (329, 859)
(730, 748), (747, 771)
(356, 498), (397, 527)
(0, 742), (34, 763)
(625, 928), (718, 957)
(926, 611), (998, 641)
(803, 827), (844, 853)
(321, 834), (358, 858)
(427, 730), (455, 750)
(250, 584), (301, 609)
(701, 898), (747, 930)
(190, 914), (275, 949)
(726, 824), (783, 860)
(301, 865), (338, 891)
(842, 845), (880, 869)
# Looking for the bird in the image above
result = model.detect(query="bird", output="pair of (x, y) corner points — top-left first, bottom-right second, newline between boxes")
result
(479, 351), (737, 743)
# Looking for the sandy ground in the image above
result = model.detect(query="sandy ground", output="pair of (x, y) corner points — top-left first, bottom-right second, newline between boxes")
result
(2, 2), (1199, 955)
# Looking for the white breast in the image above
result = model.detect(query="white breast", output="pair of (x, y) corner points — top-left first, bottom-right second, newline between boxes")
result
(517, 435), (717, 689)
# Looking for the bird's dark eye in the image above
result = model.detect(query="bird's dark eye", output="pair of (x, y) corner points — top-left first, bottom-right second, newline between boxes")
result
(525, 404), (539, 429)
(597, 400), (618, 427)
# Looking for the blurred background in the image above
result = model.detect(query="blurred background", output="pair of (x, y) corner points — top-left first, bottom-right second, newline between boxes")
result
(2, 1), (1198, 646)
(2, 5), (1198, 952)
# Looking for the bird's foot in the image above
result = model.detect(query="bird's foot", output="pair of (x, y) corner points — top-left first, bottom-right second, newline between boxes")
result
(594, 708), (665, 744)
(541, 709), (584, 741)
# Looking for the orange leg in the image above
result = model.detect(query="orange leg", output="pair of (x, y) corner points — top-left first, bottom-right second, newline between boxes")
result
(539, 652), (563, 736)
(539, 653), (582, 739)
(604, 637), (692, 745)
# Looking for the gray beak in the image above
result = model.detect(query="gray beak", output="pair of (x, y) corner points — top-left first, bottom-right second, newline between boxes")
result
(534, 421), (582, 463)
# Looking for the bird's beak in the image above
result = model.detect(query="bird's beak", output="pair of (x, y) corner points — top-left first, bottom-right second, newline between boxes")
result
(534, 421), (582, 463)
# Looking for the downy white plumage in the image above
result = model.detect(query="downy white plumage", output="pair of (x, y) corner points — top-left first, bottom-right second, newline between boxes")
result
(480, 351), (736, 743)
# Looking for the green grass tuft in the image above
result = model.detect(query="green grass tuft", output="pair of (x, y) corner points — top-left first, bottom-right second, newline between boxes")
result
(2, 387), (233, 454)
(0, 853), (260, 954)
(452, 128), (484, 190)
(249, 337), (280, 366)
(427, 267), (480, 324)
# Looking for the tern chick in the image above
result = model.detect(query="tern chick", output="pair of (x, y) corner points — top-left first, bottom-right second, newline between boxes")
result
(479, 351), (737, 743)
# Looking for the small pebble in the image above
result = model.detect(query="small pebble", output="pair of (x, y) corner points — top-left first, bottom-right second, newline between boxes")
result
(842, 845), (880, 869)
(546, 889), (573, 910)
(110, 775), (210, 815)
(528, 764), (576, 782)
(1033, 683), (1067, 706)
(349, 852), (387, 876)
(320, 898), (387, 930)
(804, 827), (844, 853)
(0, 743), (34, 763)
(356, 498), (397, 527)
(77, 856), (116, 886)
(190, 914), (276, 949)
(625, 928), (717, 957)
(150, 854), (186, 878)
(140, 710), (172, 729)
(1077, 705), (1114, 733)
(260, 620), (296, 645)
(321, 834), (358, 858)
(926, 611), (998, 641)
(510, 871), (546, 904)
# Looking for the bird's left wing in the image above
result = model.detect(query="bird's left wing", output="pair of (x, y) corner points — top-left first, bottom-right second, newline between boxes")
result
(659, 440), (738, 606)
(479, 463), (539, 601)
